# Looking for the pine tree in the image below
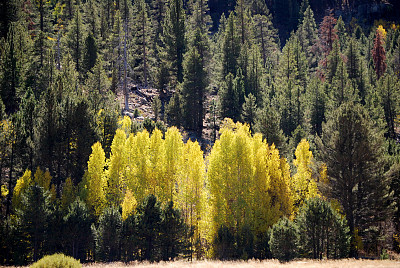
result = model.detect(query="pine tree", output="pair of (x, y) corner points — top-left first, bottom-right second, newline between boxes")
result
(346, 37), (369, 103)
(241, 93), (257, 131)
(221, 12), (240, 78)
(132, 0), (153, 87)
(0, 22), (31, 114)
(94, 207), (122, 261)
(252, 8), (279, 69)
(254, 105), (287, 152)
(377, 74), (399, 139)
(372, 26), (387, 80)
(65, 9), (85, 74)
(64, 198), (92, 260)
(318, 102), (392, 256)
(318, 12), (337, 69)
(181, 29), (208, 135)
(136, 194), (162, 261)
(82, 32), (98, 76)
(334, 16), (347, 51)
(160, 0), (185, 86)
(17, 184), (52, 262)
(297, 6), (318, 71)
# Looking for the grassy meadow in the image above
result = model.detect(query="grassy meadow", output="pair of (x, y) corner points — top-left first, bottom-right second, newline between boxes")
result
(83, 259), (400, 268)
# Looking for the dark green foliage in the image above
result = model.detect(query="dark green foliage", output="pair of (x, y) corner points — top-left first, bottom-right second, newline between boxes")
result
(121, 214), (139, 262)
(318, 102), (393, 256)
(241, 93), (257, 131)
(136, 194), (162, 261)
(83, 33), (98, 76)
(64, 198), (93, 261)
(254, 104), (287, 153)
(16, 184), (52, 262)
(214, 225), (235, 260)
(0, 22), (30, 114)
(296, 197), (350, 259)
(166, 90), (183, 127)
(160, 0), (186, 85)
(269, 217), (299, 262)
(236, 225), (254, 260)
(159, 201), (192, 261)
(221, 12), (240, 78)
(181, 29), (208, 135)
(30, 253), (81, 268)
(93, 206), (122, 262)
(152, 95), (162, 121)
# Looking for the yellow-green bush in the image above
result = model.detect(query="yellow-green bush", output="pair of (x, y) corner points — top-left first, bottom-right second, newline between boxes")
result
(30, 253), (81, 268)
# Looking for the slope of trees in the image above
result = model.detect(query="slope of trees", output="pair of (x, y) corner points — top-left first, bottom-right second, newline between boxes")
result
(0, 0), (400, 265)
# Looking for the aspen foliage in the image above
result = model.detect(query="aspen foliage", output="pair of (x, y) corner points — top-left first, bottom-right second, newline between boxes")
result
(86, 142), (107, 216)
(12, 170), (33, 211)
(177, 139), (208, 245)
(207, 119), (293, 240)
(33, 167), (52, 191)
(292, 139), (319, 211)
(106, 129), (127, 207)
(61, 178), (77, 213)
(121, 189), (137, 220)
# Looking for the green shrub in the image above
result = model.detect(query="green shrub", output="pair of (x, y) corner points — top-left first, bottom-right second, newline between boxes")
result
(30, 253), (81, 268)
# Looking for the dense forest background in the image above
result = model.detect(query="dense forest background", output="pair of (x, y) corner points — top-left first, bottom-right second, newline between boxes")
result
(0, 0), (400, 265)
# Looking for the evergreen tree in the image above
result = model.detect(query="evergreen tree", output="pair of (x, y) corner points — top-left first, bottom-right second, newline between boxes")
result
(254, 104), (287, 152)
(346, 37), (369, 103)
(296, 197), (350, 259)
(372, 26), (387, 80)
(137, 194), (162, 261)
(334, 16), (347, 51)
(166, 91), (183, 127)
(160, 0), (185, 86)
(241, 93), (257, 131)
(318, 12), (337, 69)
(16, 184), (52, 262)
(297, 6), (318, 71)
(132, 0), (153, 87)
(377, 74), (399, 139)
(318, 102), (393, 256)
(269, 217), (299, 261)
(64, 198), (92, 261)
(94, 206), (122, 262)
(65, 9), (85, 75)
(221, 12), (240, 78)
(160, 201), (192, 260)
(181, 29), (208, 135)
(82, 32), (98, 76)
(0, 22), (31, 114)
(252, 6), (279, 69)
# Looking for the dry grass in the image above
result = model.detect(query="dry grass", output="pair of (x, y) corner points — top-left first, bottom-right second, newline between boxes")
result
(83, 259), (400, 268)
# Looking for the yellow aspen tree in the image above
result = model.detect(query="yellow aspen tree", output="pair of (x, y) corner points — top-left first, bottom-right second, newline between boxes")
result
(178, 140), (206, 250)
(119, 115), (132, 135)
(149, 128), (166, 196)
(162, 127), (184, 202)
(266, 145), (293, 224)
(33, 167), (52, 191)
(87, 142), (106, 216)
(106, 128), (127, 206)
(12, 169), (32, 211)
(121, 189), (137, 220)
(61, 178), (77, 213)
(252, 133), (272, 234)
(292, 139), (319, 211)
